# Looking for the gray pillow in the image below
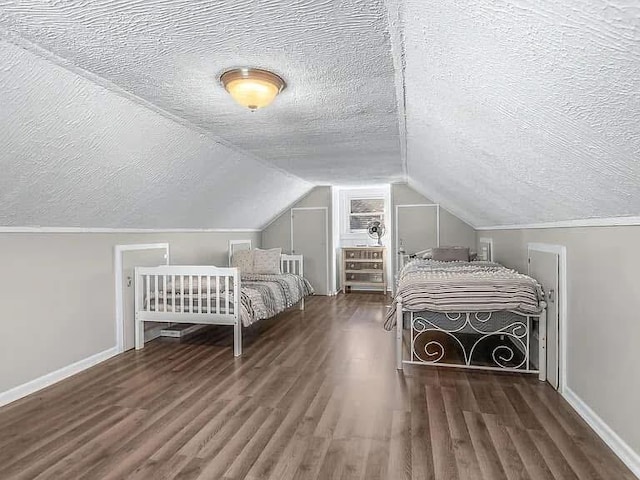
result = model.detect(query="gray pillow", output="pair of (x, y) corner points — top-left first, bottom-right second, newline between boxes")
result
(252, 248), (282, 274)
(432, 247), (470, 262)
(231, 249), (254, 274)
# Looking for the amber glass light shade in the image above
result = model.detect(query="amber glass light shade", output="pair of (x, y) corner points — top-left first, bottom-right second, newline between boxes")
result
(220, 68), (286, 110)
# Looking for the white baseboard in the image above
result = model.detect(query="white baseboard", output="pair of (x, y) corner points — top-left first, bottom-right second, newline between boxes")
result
(0, 346), (118, 408)
(563, 387), (640, 478)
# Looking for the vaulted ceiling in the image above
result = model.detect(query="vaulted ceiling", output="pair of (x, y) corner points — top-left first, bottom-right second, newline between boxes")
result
(0, 0), (638, 229)
(397, 0), (640, 226)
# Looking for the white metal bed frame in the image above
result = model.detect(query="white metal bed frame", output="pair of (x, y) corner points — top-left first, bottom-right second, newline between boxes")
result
(395, 296), (548, 381)
(134, 254), (304, 357)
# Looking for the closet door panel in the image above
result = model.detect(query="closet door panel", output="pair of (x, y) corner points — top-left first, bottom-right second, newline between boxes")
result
(291, 208), (329, 295)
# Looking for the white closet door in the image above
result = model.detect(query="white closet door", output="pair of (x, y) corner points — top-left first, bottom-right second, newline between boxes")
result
(122, 249), (167, 351)
(291, 208), (329, 295)
(529, 250), (560, 389)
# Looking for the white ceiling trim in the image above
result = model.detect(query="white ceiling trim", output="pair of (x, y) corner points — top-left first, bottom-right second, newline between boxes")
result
(477, 216), (640, 231)
(0, 31), (311, 186)
(0, 227), (261, 234)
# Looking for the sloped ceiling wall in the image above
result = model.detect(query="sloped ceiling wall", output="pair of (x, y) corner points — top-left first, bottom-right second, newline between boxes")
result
(0, 40), (311, 229)
(398, 0), (640, 227)
(1, 0), (639, 229)
(0, 0), (403, 185)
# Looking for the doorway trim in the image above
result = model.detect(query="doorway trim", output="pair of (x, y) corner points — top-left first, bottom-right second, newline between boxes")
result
(290, 207), (330, 296)
(527, 242), (567, 393)
(478, 237), (494, 261)
(114, 243), (170, 353)
(228, 239), (252, 266)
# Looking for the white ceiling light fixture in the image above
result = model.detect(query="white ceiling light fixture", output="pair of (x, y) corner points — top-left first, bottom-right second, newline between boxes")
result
(219, 67), (286, 111)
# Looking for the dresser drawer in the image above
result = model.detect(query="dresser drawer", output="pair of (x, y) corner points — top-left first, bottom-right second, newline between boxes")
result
(343, 249), (384, 261)
(344, 261), (383, 272)
(345, 272), (384, 284)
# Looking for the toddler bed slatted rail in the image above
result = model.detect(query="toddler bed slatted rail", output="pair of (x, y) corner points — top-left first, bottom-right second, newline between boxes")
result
(134, 254), (305, 357)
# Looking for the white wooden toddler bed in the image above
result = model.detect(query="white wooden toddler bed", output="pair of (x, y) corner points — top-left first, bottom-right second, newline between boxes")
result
(134, 254), (312, 357)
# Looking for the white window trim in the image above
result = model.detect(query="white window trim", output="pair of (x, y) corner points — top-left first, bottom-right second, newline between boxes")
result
(341, 191), (387, 238)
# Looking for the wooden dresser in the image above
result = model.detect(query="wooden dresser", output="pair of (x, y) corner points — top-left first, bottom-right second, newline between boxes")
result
(342, 246), (387, 294)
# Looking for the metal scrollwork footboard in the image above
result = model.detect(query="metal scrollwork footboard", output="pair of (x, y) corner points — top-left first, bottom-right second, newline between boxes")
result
(395, 296), (547, 380)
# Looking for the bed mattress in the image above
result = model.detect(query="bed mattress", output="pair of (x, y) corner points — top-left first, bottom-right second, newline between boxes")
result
(385, 259), (543, 330)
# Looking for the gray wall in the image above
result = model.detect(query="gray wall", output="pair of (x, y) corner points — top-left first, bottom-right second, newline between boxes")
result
(391, 183), (476, 274)
(263, 184), (476, 293)
(261, 186), (334, 294)
(261, 186), (332, 252)
(0, 231), (260, 394)
(478, 225), (640, 456)
(391, 183), (476, 247)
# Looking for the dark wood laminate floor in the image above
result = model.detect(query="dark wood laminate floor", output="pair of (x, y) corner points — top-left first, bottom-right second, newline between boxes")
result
(0, 294), (634, 480)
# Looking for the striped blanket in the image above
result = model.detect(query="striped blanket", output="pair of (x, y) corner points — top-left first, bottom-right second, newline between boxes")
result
(384, 259), (543, 330)
(147, 273), (314, 327)
(240, 273), (314, 325)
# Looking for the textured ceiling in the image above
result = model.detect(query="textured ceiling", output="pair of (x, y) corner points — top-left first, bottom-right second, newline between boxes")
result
(0, 40), (311, 229)
(396, 0), (640, 226)
(1, 0), (639, 229)
(0, 0), (403, 185)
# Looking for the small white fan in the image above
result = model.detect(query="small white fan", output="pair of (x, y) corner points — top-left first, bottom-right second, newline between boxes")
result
(367, 220), (386, 246)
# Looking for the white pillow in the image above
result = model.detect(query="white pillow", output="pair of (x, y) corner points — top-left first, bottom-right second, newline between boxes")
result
(252, 248), (282, 274)
(231, 249), (254, 274)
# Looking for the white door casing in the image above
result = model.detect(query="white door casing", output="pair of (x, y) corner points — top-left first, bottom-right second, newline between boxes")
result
(478, 237), (494, 261)
(122, 249), (170, 351)
(114, 243), (169, 353)
(228, 239), (252, 266)
(528, 243), (567, 392)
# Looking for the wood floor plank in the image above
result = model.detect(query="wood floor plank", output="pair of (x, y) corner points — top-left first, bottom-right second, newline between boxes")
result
(464, 410), (509, 480)
(194, 406), (273, 479)
(426, 385), (460, 480)
(529, 429), (581, 480)
(408, 377), (435, 480)
(290, 435), (332, 480)
(517, 384), (603, 480)
(387, 409), (412, 480)
(265, 414), (325, 480)
(0, 294), (634, 480)
(441, 386), (482, 480)
(507, 426), (556, 480)
(243, 369), (328, 479)
(483, 414), (529, 480)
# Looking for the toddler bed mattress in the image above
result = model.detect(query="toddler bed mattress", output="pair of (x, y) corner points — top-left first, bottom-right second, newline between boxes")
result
(146, 273), (314, 327)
